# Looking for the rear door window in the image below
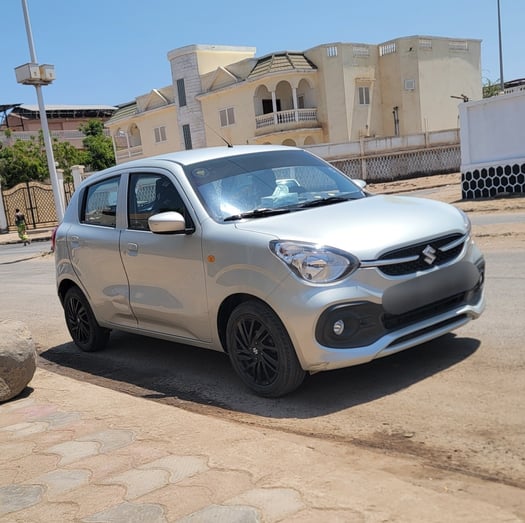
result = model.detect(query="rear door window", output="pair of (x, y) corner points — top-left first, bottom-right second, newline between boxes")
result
(81, 177), (120, 227)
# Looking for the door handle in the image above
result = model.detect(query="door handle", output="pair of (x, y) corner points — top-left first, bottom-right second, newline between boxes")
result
(127, 242), (138, 255)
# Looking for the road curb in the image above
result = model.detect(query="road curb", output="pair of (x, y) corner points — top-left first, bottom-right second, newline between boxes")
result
(0, 235), (52, 246)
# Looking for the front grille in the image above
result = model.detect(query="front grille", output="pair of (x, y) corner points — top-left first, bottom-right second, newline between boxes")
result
(382, 284), (482, 331)
(383, 292), (466, 329)
(378, 234), (465, 276)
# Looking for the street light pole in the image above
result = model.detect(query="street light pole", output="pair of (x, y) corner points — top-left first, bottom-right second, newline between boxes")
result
(19, 0), (64, 222)
(497, 0), (505, 92)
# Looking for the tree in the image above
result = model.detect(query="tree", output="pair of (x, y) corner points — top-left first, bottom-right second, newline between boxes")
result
(0, 119), (115, 188)
(483, 78), (502, 98)
(79, 119), (115, 171)
(0, 135), (48, 188)
(0, 131), (87, 187)
(53, 139), (87, 180)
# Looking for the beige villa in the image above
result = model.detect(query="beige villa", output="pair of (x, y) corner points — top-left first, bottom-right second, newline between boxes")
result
(106, 35), (482, 164)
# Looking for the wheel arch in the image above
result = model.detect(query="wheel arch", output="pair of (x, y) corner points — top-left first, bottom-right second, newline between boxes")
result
(217, 293), (280, 353)
(57, 278), (81, 306)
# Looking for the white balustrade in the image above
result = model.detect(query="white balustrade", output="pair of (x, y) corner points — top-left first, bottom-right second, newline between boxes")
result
(256, 108), (318, 129)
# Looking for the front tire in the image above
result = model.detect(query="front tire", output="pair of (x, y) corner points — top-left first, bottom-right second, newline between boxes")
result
(63, 287), (110, 352)
(226, 301), (306, 397)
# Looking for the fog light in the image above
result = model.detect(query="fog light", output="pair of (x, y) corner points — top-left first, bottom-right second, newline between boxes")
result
(333, 319), (345, 336)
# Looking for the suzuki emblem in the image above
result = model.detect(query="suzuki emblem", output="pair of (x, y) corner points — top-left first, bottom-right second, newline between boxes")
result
(422, 245), (437, 265)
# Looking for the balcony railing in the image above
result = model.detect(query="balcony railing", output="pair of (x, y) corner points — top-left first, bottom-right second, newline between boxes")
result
(116, 145), (143, 162)
(255, 108), (318, 130)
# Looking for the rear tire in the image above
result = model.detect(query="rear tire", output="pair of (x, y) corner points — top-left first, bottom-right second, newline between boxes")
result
(226, 300), (306, 397)
(63, 287), (110, 352)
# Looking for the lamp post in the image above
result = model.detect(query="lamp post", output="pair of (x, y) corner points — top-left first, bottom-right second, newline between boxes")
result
(497, 0), (505, 92)
(15, 0), (65, 222)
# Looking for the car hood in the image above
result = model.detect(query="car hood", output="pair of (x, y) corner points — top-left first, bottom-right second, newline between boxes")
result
(234, 195), (468, 260)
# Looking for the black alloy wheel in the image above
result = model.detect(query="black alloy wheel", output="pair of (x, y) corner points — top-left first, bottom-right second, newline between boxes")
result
(63, 287), (110, 352)
(226, 300), (306, 397)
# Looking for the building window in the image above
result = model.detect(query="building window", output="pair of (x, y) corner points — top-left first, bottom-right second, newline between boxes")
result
(182, 124), (192, 150)
(404, 79), (416, 91)
(449, 41), (468, 52)
(419, 38), (432, 50)
(353, 46), (369, 57)
(219, 107), (235, 127)
(262, 99), (281, 114)
(326, 45), (338, 57)
(177, 78), (187, 107)
(154, 126), (167, 143)
(358, 86), (370, 105)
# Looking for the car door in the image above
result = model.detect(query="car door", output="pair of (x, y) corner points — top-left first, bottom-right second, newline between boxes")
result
(119, 170), (211, 343)
(66, 174), (137, 328)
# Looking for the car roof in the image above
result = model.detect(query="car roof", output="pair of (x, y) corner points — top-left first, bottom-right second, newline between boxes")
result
(149, 144), (298, 166)
(78, 145), (306, 189)
(97, 144), (300, 176)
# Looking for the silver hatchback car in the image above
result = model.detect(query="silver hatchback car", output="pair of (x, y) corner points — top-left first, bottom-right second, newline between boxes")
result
(55, 145), (485, 397)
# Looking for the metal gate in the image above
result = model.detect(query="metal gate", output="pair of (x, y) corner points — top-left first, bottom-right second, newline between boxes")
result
(2, 181), (75, 230)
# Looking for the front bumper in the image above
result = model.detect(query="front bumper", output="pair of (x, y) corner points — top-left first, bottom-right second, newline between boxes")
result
(272, 253), (485, 372)
(316, 260), (484, 349)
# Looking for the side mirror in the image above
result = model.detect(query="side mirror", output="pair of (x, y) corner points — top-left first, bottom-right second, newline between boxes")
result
(353, 179), (367, 190)
(148, 211), (186, 234)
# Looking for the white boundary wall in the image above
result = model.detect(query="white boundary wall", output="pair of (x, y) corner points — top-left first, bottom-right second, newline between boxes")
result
(306, 129), (460, 182)
(459, 88), (525, 199)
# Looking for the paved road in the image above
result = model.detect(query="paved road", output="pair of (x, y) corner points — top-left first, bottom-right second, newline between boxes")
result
(1, 236), (524, 496)
(0, 239), (53, 265)
(470, 211), (525, 225)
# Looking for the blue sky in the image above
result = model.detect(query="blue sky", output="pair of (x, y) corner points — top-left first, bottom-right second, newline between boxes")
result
(0, 0), (522, 107)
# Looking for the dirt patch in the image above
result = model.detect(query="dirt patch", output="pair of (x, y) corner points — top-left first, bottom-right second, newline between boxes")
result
(367, 172), (525, 251)
(367, 172), (525, 210)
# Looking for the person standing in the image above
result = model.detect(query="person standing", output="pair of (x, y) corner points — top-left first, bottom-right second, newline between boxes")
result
(14, 208), (30, 246)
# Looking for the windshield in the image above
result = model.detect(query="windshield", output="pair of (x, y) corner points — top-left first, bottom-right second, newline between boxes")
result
(184, 149), (365, 222)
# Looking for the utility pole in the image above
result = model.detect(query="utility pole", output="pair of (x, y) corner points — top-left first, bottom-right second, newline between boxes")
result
(497, 0), (505, 92)
(15, 0), (65, 222)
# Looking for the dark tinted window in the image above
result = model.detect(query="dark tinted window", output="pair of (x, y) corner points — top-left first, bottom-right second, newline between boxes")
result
(81, 177), (119, 227)
(128, 173), (191, 231)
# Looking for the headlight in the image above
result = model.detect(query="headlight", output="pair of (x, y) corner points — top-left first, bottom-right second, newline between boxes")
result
(270, 240), (359, 283)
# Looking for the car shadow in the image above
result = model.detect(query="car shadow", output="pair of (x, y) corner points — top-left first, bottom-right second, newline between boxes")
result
(39, 330), (480, 420)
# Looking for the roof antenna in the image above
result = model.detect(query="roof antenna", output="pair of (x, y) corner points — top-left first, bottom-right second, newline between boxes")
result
(204, 121), (233, 147)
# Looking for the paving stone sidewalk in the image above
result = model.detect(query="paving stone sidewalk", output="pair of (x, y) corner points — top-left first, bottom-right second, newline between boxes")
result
(0, 369), (521, 522)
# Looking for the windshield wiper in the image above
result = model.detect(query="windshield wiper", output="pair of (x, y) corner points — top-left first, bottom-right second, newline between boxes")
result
(296, 195), (355, 209)
(223, 207), (291, 222)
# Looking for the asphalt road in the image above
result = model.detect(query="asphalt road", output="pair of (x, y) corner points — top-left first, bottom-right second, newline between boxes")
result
(0, 239), (53, 264)
(0, 230), (524, 502)
(470, 212), (525, 225)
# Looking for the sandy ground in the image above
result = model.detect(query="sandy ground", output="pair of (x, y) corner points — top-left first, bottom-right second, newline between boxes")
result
(367, 172), (525, 251)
